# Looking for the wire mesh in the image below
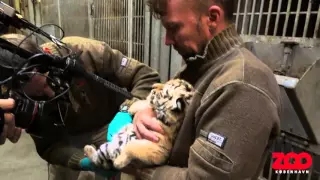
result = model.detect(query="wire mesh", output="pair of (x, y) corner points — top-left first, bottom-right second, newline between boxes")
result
(93, 0), (145, 61)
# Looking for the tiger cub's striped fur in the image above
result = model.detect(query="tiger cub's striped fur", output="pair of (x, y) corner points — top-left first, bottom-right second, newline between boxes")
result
(84, 79), (194, 170)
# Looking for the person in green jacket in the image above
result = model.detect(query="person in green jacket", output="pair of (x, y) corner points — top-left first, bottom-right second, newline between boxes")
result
(0, 34), (161, 180)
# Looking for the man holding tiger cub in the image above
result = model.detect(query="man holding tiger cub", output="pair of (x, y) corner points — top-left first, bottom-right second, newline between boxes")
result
(106, 0), (281, 179)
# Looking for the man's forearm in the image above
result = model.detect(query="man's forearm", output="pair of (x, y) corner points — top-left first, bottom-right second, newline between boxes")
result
(31, 136), (85, 170)
(43, 143), (85, 170)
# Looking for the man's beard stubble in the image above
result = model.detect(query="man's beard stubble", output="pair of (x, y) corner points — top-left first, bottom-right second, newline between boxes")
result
(176, 17), (214, 60)
(176, 38), (208, 60)
(184, 20), (211, 59)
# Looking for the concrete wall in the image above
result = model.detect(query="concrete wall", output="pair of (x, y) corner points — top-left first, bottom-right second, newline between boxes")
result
(41, 0), (90, 37)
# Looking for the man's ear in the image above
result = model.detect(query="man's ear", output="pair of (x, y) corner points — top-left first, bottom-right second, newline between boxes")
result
(207, 5), (223, 29)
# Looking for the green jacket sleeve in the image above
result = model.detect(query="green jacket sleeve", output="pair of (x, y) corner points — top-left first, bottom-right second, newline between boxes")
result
(44, 36), (161, 100)
(31, 135), (85, 170)
(30, 123), (108, 170)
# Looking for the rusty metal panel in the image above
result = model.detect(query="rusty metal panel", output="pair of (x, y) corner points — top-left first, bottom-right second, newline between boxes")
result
(40, 0), (60, 28)
(40, 0), (89, 38)
(59, 0), (89, 37)
(278, 87), (309, 140)
(285, 59), (320, 144)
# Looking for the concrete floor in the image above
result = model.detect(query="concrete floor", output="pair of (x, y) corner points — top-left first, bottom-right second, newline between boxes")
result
(0, 130), (48, 180)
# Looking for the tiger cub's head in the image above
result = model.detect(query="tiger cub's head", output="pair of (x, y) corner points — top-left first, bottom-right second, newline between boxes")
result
(147, 79), (194, 127)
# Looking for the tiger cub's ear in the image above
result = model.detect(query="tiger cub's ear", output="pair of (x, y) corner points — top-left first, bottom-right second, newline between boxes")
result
(152, 83), (164, 90)
(172, 97), (185, 111)
(172, 92), (193, 112)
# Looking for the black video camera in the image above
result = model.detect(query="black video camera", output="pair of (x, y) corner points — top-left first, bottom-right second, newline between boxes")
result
(0, 39), (72, 136)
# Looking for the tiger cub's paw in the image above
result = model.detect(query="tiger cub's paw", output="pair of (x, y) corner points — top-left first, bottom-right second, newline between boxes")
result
(84, 145), (97, 159)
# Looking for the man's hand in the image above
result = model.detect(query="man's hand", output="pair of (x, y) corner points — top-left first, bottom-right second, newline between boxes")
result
(133, 107), (164, 142)
(0, 98), (22, 145)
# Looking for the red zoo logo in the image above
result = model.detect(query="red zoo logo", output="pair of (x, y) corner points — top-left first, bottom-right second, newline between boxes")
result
(272, 152), (312, 170)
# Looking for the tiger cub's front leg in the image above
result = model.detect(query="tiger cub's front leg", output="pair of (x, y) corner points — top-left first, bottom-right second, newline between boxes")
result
(84, 144), (99, 165)
(128, 100), (151, 115)
(84, 143), (112, 169)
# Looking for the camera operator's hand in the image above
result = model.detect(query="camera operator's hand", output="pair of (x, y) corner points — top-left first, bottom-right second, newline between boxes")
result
(0, 98), (22, 145)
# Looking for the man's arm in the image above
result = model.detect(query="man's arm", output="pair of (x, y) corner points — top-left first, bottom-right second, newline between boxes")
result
(43, 36), (161, 106)
(136, 82), (280, 180)
(38, 37), (160, 170)
(30, 135), (85, 170)
(53, 36), (161, 100)
(97, 41), (160, 99)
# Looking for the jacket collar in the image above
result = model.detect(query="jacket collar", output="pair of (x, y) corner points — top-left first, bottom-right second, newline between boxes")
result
(185, 24), (243, 63)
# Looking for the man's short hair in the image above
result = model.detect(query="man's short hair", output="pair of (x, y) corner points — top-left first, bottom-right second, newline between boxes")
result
(146, 0), (234, 23)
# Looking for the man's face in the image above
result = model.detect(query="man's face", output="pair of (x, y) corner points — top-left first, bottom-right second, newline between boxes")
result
(22, 73), (55, 98)
(161, 0), (211, 59)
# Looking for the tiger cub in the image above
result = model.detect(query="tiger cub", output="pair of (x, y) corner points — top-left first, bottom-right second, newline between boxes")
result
(84, 78), (194, 170)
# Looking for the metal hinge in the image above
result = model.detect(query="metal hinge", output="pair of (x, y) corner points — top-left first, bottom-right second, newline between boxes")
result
(90, 2), (94, 16)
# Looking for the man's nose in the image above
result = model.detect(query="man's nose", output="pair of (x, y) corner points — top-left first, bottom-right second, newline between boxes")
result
(165, 33), (174, 46)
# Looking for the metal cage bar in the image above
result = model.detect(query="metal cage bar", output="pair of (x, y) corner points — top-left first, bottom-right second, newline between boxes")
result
(303, 1), (312, 38)
(128, 0), (133, 57)
(282, 0), (292, 37)
(265, 0), (273, 36)
(274, 0), (283, 36)
(248, 0), (257, 35)
(234, 0), (320, 46)
(241, 0), (249, 34)
(236, 11), (320, 15)
(293, 0), (303, 37)
(314, 4), (320, 38)
(256, 0), (265, 35)
(235, 0), (241, 30)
